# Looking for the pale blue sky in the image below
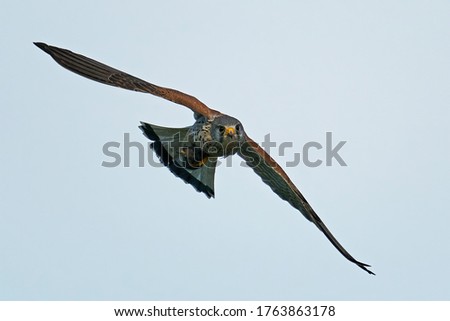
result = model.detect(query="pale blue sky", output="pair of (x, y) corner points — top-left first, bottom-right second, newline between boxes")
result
(1, 0), (449, 300)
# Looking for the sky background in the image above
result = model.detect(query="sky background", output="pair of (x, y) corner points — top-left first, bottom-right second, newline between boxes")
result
(1, 0), (449, 300)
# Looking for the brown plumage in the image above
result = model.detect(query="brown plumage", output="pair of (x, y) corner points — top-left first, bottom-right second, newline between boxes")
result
(34, 42), (374, 275)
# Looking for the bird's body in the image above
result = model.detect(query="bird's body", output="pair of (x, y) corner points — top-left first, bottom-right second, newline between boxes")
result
(34, 42), (374, 275)
(186, 114), (242, 159)
(140, 113), (243, 196)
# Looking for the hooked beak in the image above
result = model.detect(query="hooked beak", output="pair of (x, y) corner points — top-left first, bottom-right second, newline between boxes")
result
(224, 126), (236, 137)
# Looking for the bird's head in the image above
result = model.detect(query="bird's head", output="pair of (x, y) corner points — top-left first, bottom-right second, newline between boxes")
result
(211, 115), (245, 149)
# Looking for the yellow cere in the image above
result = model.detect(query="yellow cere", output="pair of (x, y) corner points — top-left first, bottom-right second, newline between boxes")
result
(224, 127), (235, 136)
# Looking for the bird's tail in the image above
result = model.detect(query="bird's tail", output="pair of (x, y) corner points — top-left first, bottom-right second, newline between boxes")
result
(139, 121), (217, 198)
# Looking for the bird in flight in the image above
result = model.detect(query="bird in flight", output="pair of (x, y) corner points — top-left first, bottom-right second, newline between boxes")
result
(34, 42), (374, 275)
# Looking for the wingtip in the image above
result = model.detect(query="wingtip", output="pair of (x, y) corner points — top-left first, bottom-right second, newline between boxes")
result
(359, 263), (375, 275)
(34, 42), (51, 54)
(364, 269), (375, 276)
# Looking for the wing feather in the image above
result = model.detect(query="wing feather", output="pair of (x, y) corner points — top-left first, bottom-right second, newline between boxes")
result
(238, 135), (375, 275)
(34, 42), (220, 118)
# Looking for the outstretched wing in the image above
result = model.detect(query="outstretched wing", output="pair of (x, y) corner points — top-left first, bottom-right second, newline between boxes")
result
(238, 135), (375, 275)
(34, 42), (220, 119)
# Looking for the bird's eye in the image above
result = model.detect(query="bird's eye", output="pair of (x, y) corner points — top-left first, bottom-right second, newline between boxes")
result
(236, 124), (241, 132)
(218, 125), (225, 134)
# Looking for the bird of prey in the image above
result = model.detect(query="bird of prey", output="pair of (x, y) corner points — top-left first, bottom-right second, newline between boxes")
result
(34, 42), (374, 275)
